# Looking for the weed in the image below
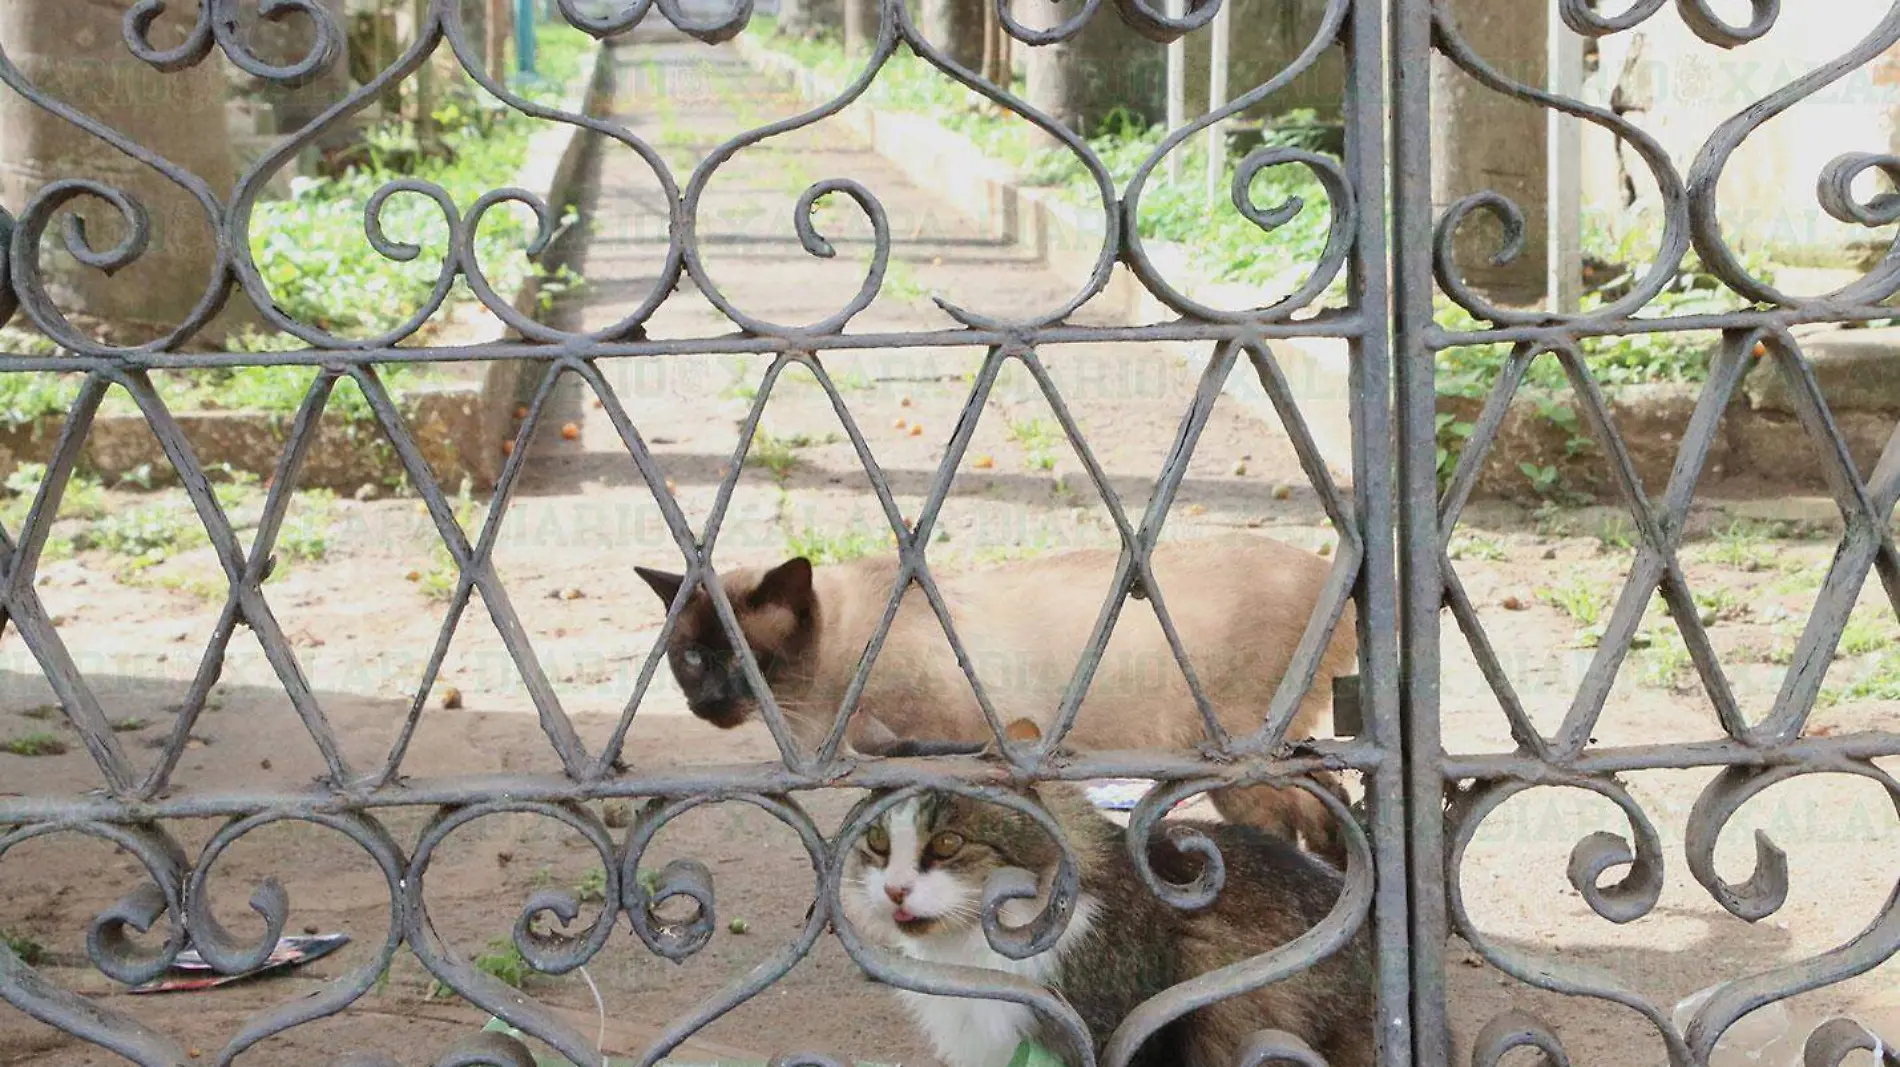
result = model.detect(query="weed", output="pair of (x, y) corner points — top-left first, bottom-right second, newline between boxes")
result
(20, 705), (57, 721)
(1698, 520), (1781, 572)
(279, 489), (339, 562)
(881, 259), (931, 305)
(2, 930), (46, 966)
(1637, 628), (1695, 691)
(1822, 647), (1900, 705)
(417, 481), (481, 602)
(1006, 417), (1063, 472)
(1434, 413), (1475, 493)
(4, 733), (68, 757)
(1447, 534), (1508, 562)
(1838, 610), (1895, 658)
(784, 525), (893, 565)
(746, 430), (802, 480)
(1596, 515), (1634, 552)
(111, 717), (149, 733)
(83, 505), (194, 566)
(721, 372), (760, 403)
(430, 938), (532, 998)
(575, 867), (608, 904)
(1538, 578), (1607, 628)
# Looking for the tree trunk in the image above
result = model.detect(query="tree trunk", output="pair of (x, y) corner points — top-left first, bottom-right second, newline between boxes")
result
(844, 0), (879, 54)
(1022, 0), (1164, 134)
(776, 0), (842, 40)
(0, 0), (246, 345)
(486, 0), (514, 84)
(922, 0), (985, 70)
(1430, 0), (1549, 307)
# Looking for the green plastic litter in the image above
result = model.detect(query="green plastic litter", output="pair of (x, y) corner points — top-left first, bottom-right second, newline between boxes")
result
(1007, 1038), (1067, 1067)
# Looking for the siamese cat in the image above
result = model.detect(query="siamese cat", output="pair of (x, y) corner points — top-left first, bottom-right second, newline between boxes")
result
(837, 720), (1375, 1067)
(635, 534), (1358, 862)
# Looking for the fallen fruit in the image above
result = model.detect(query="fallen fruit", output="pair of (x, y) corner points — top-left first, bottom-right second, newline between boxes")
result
(501, 440), (515, 456)
(515, 405), (529, 420)
(441, 686), (464, 710)
(909, 424), (923, 437)
(894, 418), (908, 430)
(899, 395), (913, 407)
(973, 454), (995, 469)
(1502, 596), (1526, 611)
(729, 918), (750, 935)
(1272, 484), (1293, 500)
(405, 570), (422, 582)
(665, 478), (678, 494)
(561, 422), (580, 440)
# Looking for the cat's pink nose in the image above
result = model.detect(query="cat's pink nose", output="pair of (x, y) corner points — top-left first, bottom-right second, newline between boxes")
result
(885, 883), (910, 905)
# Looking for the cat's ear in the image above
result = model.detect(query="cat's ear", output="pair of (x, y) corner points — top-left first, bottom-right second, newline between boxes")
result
(749, 557), (815, 617)
(635, 566), (685, 605)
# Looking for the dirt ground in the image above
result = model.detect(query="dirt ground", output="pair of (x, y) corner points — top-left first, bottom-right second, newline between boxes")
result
(3, 24), (1899, 1067)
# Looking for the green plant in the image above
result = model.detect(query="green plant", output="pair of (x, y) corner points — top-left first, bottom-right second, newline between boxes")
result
(1821, 646), (1900, 705)
(279, 489), (339, 563)
(430, 938), (531, 998)
(83, 504), (194, 567)
(19, 705), (57, 721)
(1697, 520), (1781, 572)
(881, 259), (931, 305)
(1435, 414), (1475, 493)
(1838, 609), (1895, 658)
(575, 867), (609, 904)
(1596, 515), (1635, 552)
(1447, 534), (1508, 562)
(417, 480), (481, 601)
(784, 525), (894, 565)
(1637, 627), (1695, 691)
(4, 732), (68, 757)
(2, 929), (46, 965)
(1538, 578), (1607, 628)
(1007, 417), (1063, 472)
(111, 717), (149, 733)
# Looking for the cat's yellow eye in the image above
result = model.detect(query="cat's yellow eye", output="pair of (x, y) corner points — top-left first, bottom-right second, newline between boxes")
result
(864, 825), (889, 855)
(926, 831), (964, 860)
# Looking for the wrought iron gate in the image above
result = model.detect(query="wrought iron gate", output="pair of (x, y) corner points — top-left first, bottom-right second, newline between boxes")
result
(0, 1), (1895, 1065)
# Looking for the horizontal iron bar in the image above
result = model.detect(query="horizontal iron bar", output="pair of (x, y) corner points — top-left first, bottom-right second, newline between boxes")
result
(1442, 732), (1900, 782)
(1432, 305), (1900, 349)
(0, 318), (1368, 372)
(0, 743), (1387, 825)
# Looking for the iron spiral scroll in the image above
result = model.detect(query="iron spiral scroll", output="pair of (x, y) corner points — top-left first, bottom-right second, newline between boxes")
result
(1420, 1), (1900, 1063)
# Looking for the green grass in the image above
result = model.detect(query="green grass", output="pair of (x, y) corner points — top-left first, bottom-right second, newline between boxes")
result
(784, 524), (894, 564)
(1538, 578), (1607, 628)
(1838, 609), (1896, 658)
(1447, 534), (1508, 562)
(279, 489), (339, 563)
(2, 930), (46, 966)
(3, 733), (68, 757)
(1695, 520), (1785, 573)
(1822, 647), (1900, 705)
(1637, 626), (1695, 691)
(1006, 417), (1062, 472)
(576, 868), (609, 904)
(430, 937), (531, 998)
(415, 481), (482, 602)
(111, 717), (150, 733)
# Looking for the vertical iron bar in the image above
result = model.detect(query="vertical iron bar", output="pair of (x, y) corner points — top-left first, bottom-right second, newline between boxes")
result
(1345, 0), (1411, 1060)
(1391, 0), (1450, 1063)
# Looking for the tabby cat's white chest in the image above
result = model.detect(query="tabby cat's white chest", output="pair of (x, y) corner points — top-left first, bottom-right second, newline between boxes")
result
(891, 899), (1098, 1067)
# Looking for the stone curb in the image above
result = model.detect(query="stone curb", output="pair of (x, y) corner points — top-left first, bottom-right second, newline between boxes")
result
(0, 36), (615, 496)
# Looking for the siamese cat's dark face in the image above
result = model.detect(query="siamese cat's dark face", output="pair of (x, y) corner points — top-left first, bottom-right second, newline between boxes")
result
(634, 558), (817, 728)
